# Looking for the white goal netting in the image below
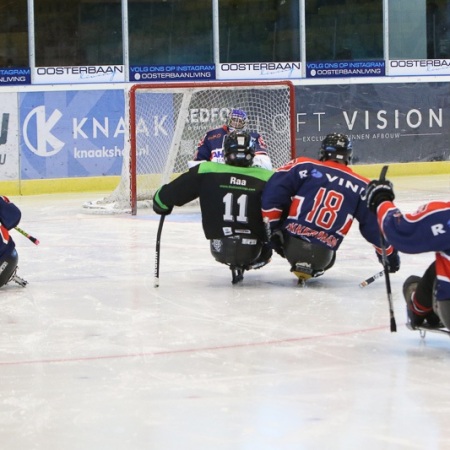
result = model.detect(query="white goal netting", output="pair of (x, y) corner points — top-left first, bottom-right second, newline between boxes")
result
(83, 81), (295, 214)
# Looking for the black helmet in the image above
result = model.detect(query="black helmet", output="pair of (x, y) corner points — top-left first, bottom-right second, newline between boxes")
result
(223, 130), (256, 167)
(319, 133), (353, 165)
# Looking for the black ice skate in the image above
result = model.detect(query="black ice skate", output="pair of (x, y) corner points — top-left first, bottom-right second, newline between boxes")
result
(403, 275), (443, 332)
(230, 267), (244, 285)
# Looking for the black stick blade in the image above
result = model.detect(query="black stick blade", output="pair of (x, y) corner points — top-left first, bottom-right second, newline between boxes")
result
(390, 317), (397, 333)
(379, 165), (389, 182)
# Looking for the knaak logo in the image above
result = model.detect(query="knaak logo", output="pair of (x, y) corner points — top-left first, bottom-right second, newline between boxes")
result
(23, 106), (65, 157)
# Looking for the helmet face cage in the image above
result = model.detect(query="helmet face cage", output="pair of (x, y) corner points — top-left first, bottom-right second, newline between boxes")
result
(227, 109), (248, 132)
(223, 130), (256, 167)
(319, 133), (353, 165)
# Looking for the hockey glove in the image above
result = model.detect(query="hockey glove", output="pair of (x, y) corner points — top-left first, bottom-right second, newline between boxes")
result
(270, 229), (285, 258)
(366, 179), (395, 213)
(376, 249), (400, 273)
(153, 201), (173, 216)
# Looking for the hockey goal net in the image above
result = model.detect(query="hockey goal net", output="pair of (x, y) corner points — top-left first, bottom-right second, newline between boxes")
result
(83, 81), (296, 214)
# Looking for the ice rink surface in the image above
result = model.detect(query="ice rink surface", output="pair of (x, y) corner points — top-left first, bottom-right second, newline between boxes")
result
(1, 174), (449, 450)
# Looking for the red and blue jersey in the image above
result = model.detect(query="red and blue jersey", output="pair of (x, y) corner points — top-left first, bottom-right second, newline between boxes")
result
(261, 157), (393, 255)
(377, 200), (450, 301)
(0, 196), (21, 259)
(194, 126), (270, 168)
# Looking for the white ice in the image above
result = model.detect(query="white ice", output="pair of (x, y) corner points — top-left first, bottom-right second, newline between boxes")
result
(1, 174), (449, 450)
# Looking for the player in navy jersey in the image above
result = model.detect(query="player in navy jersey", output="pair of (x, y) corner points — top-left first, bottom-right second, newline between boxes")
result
(366, 177), (450, 330)
(191, 108), (272, 170)
(261, 133), (400, 284)
(154, 130), (274, 284)
(0, 196), (27, 287)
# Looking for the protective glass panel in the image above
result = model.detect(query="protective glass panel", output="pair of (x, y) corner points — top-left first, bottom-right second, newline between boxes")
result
(219, 0), (300, 62)
(389, 0), (450, 58)
(305, 0), (383, 61)
(0, 0), (28, 67)
(34, 0), (122, 66)
(128, 0), (213, 66)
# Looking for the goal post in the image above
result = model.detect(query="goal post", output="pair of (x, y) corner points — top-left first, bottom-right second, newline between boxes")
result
(84, 80), (296, 214)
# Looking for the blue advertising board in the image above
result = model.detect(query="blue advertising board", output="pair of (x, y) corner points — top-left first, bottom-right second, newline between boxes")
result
(306, 60), (385, 79)
(135, 92), (177, 174)
(0, 68), (31, 85)
(20, 90), (125, 179)
(130, 64), (215, 82)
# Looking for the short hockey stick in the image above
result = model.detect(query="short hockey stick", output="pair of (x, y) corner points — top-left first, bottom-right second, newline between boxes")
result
(154, 215), (165, 288)
(359, 270), (384, 288)
(378, 165), (396, 332)
(14, 227), (40, 245)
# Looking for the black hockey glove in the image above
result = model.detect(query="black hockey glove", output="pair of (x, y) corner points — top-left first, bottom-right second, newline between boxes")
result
(153, 201), (173, 216)
(270, 229), (285, 258)
(376, 249), (400, 273)
(366, 179), (395, 213)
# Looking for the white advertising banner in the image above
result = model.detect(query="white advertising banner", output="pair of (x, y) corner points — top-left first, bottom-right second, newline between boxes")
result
(33, 65), (126, 84)
(388, 59), (450, 76)
(216, 62), (301, 80)
(0, 93), (19, 181)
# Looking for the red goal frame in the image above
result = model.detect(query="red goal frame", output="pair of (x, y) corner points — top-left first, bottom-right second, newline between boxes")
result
(128, 80), (296, 215)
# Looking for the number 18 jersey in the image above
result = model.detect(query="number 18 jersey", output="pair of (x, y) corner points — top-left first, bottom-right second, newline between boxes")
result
(261, 157), (381, 251)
